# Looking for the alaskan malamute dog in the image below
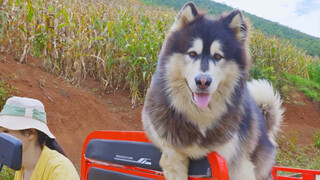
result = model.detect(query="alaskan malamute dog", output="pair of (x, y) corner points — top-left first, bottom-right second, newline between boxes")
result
(142, 2), (283, 180)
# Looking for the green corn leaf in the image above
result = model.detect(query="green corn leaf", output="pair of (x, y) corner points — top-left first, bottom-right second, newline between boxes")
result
(58, 23), (67, 29)
(27, 0), (34, 23)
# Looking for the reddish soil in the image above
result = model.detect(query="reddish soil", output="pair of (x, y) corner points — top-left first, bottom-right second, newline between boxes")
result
(1, 52), (320, 171)
(281, 92), (320, 145)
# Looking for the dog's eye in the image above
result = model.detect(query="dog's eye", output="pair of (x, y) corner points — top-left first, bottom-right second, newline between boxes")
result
(188, 51), (197, 57)
(213, 53), (223, 60)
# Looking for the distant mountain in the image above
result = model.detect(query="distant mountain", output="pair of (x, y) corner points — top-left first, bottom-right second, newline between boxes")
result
(142, 0), (320, 57)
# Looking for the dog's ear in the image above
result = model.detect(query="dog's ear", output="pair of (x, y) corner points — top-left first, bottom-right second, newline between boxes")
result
(171, 2), (198, 31)
(223, 10), (250, 43)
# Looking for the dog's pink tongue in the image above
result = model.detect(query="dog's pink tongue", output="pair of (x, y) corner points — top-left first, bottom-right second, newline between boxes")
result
(194, 93), (211, 108)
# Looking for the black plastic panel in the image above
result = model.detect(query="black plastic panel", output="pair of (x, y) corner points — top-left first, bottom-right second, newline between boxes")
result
(88, 167), (155, 180)
(85, 139), (211, 177)
(0, 133), (22, 171)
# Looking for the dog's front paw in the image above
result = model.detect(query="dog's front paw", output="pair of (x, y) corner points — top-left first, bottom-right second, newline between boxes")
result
(160, 149), (189, 180)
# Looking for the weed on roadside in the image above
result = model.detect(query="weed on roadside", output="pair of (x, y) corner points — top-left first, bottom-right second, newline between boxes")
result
(314, 131), (320, 148)
(0, 79), (18, 109)
(277, 133), (320, 171)
(0, 166), (15, 180)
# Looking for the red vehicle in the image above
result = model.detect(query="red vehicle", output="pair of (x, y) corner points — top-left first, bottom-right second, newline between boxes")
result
(1, 131), (320, 180)
(80, 131), (320, 180)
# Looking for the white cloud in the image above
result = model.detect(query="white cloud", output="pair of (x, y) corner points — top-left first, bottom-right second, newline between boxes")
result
(287, 6), (320, 38)
(212, 0), (320, 38)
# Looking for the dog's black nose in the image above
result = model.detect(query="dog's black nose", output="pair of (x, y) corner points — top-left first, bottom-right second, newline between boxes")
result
(195, 75), (212, 89)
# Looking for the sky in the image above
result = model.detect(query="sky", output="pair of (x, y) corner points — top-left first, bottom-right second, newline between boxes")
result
(212, 0), (320, 38)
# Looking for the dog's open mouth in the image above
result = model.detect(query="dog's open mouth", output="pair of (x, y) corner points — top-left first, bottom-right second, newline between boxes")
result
(193, 93), (211, 108)
(186, 79), (211, 108)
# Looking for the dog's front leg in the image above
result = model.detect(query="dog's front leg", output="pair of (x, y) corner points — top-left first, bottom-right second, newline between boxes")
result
(160, 148), (189, 180)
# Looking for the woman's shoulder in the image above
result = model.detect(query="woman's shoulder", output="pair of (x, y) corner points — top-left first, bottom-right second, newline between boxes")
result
(42, 146), (80, 179)
(44, 146), (71, 164)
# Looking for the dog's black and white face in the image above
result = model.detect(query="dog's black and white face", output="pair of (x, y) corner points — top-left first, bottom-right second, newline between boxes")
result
(183, 38), (227, 109)
(159, 3), (250, 110)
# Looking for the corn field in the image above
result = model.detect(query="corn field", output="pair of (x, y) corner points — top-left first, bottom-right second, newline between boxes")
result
(0, 0), (319, 105)
(250, 30), (318, 78)
(0, 0), (174, 105)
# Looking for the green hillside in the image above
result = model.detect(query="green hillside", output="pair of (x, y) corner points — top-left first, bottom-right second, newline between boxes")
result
(142, 0), (320, 57)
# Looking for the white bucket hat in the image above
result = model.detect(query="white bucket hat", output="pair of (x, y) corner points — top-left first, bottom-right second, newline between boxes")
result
(0, 96), (55, 138)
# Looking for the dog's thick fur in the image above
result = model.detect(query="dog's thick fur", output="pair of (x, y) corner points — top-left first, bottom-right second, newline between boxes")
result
(142, 2), (284, 180)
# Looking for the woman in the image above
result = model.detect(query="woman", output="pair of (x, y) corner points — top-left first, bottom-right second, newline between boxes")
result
(0, 96), (79, 180)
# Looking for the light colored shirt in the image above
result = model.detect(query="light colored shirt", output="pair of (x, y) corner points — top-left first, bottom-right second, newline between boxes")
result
(14, 146), (79, 180)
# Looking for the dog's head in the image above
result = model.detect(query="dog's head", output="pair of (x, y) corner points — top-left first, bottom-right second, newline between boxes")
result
(158, 2), (251, 110)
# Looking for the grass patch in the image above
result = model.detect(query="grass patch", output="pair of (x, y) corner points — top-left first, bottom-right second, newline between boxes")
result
(308, 61), (320, 84)
(0, 166), (15, 180)
(284, 74), (320, 102)
(277, 145), (320, 170)
(276, 133), (320, 176)
(0, 79), (18, 109)
(314, 131), (320, 148)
